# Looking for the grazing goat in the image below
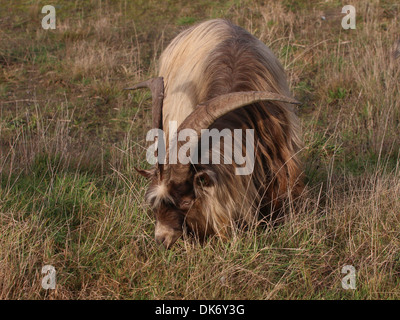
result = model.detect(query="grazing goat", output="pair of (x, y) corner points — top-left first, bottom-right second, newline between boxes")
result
(128, 19), (303, 248)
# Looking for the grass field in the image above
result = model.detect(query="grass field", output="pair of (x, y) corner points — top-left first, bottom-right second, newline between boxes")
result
(0, 0), (399, 299)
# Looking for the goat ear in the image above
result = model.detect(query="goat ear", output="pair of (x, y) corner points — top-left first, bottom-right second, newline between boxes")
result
(194, 170), (217, 189)
(134, 167), (154, 179)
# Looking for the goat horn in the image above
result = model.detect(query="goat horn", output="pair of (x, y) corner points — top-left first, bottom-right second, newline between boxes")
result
(180, 91), (299, 133)
(169, 91), (300, 179)
(126, 77), (165, 179)
(125, 77), (164, 130)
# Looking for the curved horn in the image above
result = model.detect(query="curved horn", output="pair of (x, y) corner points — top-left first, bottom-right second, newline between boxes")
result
(169, 91), (300, 179)
(125, 77), (164, 130)
(125, 77), (164, 178)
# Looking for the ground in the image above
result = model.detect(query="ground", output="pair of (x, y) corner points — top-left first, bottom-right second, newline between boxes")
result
(0, 0), (399, 299)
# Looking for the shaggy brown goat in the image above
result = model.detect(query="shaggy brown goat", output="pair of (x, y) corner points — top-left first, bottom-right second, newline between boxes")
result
(128, 19), (304, 248)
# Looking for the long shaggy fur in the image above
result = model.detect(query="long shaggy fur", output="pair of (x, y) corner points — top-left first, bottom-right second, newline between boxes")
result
(148, 19), (303, 240)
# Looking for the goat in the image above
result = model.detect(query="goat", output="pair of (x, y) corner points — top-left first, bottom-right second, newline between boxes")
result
(127, 19), (304, 248)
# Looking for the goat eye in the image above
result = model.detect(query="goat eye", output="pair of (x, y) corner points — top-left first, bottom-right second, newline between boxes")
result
(180, 200), (192, 209)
